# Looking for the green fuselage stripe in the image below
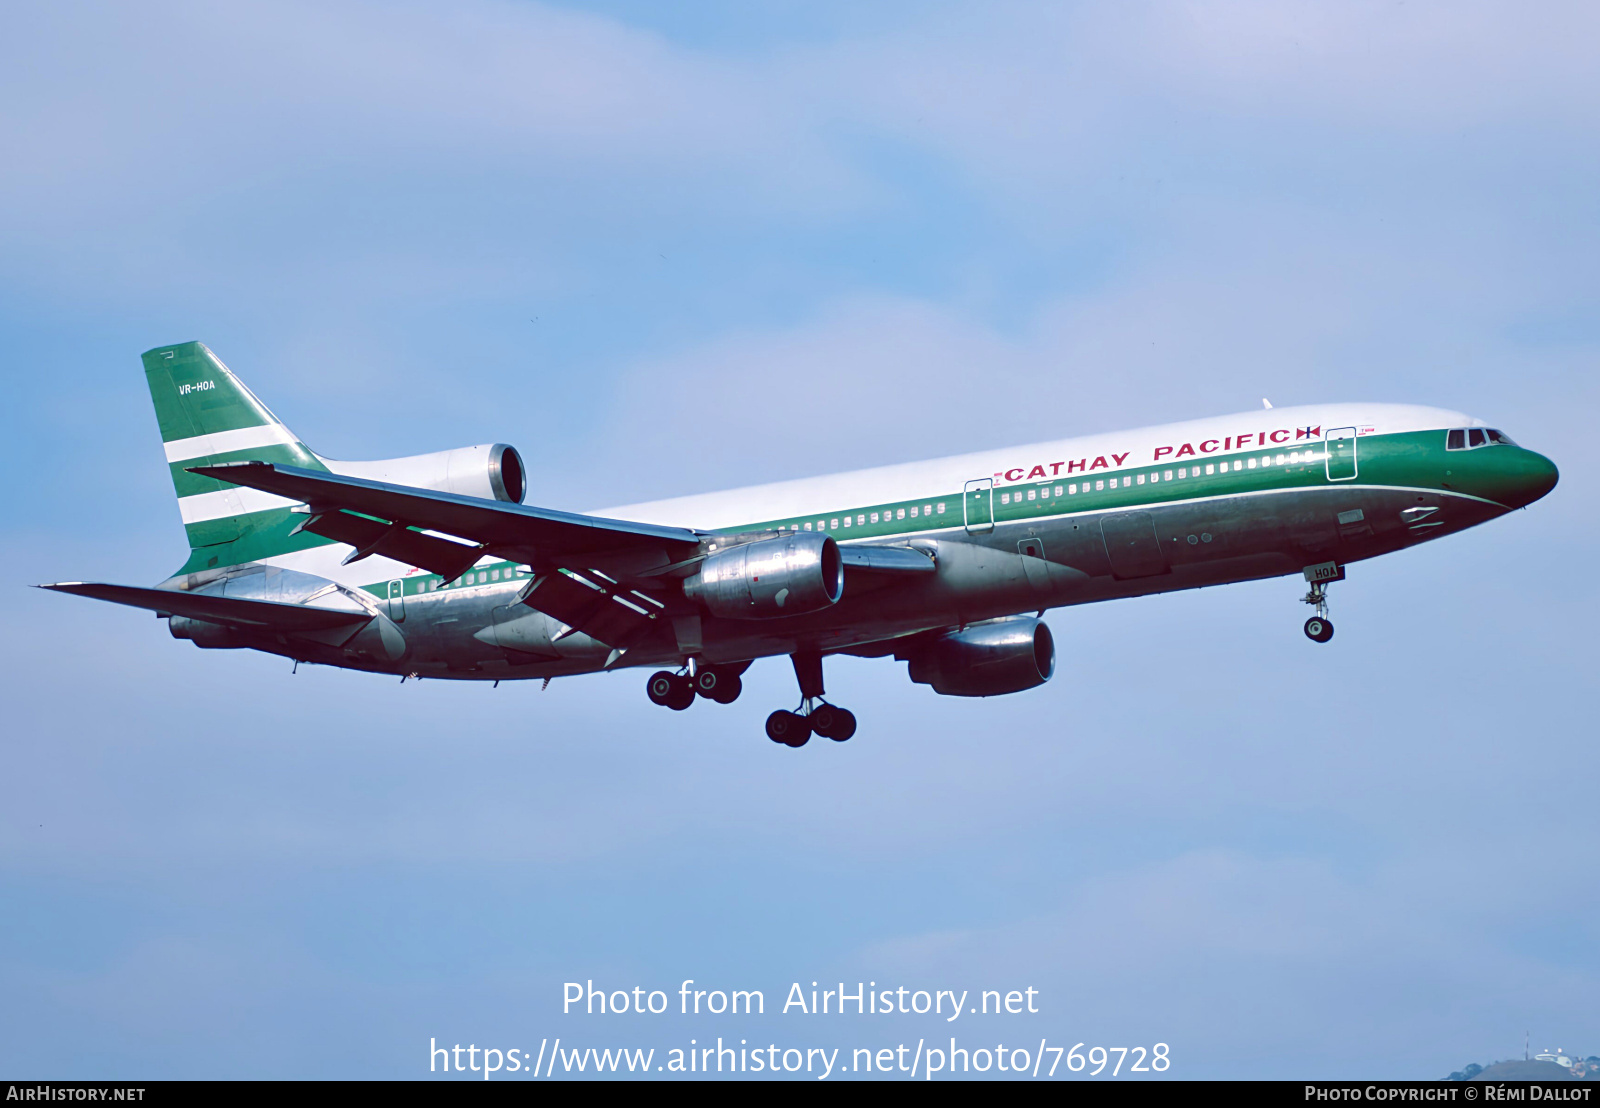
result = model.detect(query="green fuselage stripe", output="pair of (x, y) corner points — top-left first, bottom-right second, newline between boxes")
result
(187, 429), (1521, 585)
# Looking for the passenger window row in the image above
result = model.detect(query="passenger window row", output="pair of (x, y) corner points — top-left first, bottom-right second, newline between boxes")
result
(792, 502), (948, 533)
(994, 450), (1326, 505)
(425, 563), (529, 591)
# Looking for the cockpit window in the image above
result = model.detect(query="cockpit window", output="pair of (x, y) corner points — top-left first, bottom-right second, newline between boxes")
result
(1447, 427), (1514, 450)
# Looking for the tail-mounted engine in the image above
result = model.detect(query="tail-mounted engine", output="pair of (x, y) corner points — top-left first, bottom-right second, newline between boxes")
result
(684, 533), (844, 619)
(907, 616), (1055, 697)
(318, 443), (525, 503)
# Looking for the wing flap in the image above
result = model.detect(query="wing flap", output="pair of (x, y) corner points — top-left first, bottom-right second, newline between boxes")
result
(38, 582), (371, 632)
(299, 509), (484, 581)
(518, 569), (662, 649)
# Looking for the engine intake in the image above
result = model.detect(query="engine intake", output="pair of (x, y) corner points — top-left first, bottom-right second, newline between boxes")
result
(317, 443), (525, 503)
(684, 533), (843, 619)
(907, 616), (1055, 697)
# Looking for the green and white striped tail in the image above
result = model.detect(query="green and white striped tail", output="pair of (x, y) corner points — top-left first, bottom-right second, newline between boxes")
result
(143, 341), (330, 574)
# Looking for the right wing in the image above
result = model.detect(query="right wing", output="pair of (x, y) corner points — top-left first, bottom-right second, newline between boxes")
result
(37, 582), (372, 632)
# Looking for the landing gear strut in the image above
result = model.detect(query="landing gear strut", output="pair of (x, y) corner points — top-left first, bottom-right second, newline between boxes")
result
(766, 651), (856, 747)
(1301, 576), (1335, 644)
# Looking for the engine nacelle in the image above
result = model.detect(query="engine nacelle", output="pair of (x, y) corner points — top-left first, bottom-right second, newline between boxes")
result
(907, 616), (1055, 697)
(683, 533), (843, 619)
(317, 443), (525, 503)
(169, 615), (245, 648)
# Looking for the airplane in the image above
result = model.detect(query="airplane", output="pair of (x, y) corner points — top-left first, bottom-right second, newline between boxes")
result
(42, 342), (1559, 747)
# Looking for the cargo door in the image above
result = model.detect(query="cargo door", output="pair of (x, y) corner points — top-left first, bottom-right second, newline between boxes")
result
(1100, 511), (1168, 579)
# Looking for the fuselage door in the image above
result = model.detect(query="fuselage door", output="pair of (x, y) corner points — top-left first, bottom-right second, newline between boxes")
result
(1325, 427), (1358, 481)
(1100, 511), (1169, 579)
(387, 579), (406, 622)
(964, 478), (994, 534)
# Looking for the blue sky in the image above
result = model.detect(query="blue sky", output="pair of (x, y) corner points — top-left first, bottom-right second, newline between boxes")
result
(1, 0), (1596, 1080)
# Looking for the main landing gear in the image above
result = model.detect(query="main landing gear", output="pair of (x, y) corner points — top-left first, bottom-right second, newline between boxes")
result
(765, 652), (856, 748)
(1302, 575), (1336, 644)
(646, 661), (745, 711)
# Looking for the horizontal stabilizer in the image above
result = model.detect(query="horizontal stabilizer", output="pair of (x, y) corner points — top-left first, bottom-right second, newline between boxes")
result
(37, 582), (372, 632)
(190, 462), (702, 564)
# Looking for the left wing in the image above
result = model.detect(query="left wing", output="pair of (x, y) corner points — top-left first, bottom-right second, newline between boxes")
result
(189, 461), (703, 578)
(192, 461), (942, 652)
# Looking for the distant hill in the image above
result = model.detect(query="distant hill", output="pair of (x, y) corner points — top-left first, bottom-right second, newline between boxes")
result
(1474, 1060), (1581, 1080)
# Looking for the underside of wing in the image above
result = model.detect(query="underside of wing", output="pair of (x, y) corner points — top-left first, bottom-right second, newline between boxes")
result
(517, 568), (670, 651)
(37, 582), (372, 632)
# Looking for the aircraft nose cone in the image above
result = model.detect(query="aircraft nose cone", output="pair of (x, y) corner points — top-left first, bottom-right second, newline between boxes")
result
(1511, 450), (1559, 508)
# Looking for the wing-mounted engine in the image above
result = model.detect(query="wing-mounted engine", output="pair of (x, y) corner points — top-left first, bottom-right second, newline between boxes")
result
(683, 533), (844, 619)
(317, 443), (525, 503)
(904, 615), (1055, 697)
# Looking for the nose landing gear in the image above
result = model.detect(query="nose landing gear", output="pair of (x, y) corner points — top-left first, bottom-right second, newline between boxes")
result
(1300, 564), (1340, 643)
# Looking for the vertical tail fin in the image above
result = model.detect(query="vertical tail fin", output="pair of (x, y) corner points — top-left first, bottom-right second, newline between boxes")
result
(143, 342), (329, 573)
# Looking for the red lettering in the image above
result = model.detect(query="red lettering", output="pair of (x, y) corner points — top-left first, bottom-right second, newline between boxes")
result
(1049, 461), (1064, 475)
(1027, 465), (1047, 479)
(1111, 452), (1129, 467)
(1256, 432), (1267, 446)
(1234, 430), (1253, 449)
(1089, 456), (1109, 470)
(1067, 459), (1086, 473)
(1175, 443), (1195, 458)
(1199, 440), (1220, 453)
(1153, 446), (1172, 461)
(1270, 429), (1290, 444)
(1004, 468), (1025, 482)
